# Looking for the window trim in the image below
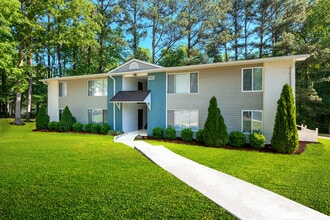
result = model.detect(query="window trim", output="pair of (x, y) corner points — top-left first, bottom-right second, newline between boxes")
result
(167, 72), (199, 94)
(87, 79), (108, 97)
(241, 110), (263, 134)
(167, 109), (199, 131)
(88, 108), (108, 124)
(241, 67), (263, 92)
(59, 82), (67, 97)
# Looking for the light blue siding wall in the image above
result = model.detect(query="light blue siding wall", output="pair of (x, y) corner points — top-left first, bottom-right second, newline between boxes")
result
(147, 72), (166, 136)
(108, 76), (123, 130)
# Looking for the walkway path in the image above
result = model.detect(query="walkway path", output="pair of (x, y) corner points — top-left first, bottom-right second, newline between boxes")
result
(115, 133), (330, 220)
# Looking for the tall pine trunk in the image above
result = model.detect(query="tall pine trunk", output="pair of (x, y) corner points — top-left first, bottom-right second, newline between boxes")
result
(13, 42), (24, 125)
(25, 56), (33, 121)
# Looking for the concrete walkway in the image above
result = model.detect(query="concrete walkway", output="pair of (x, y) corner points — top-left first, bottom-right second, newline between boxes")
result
(115, 133), (330, 220)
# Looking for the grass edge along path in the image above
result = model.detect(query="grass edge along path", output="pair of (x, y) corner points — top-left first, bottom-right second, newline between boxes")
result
(147, 139), (330, 216)
(0, 119), (235, 219)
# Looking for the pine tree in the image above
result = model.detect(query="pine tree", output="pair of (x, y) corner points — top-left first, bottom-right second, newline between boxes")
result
(271, 84), (299, 154)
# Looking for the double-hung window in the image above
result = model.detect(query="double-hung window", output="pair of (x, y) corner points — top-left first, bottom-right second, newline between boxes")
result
(88, 79), (107, 96)
(242, 110), (263, 133)
(168, 73), (198, 94)
(167, 110), (199, 131)
(242, 67), (263, 91)
(59, 82), (67, 97)
(88, 109), (108, 124)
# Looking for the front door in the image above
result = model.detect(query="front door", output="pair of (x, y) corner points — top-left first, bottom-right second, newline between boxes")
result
(138, 109), (143, 130)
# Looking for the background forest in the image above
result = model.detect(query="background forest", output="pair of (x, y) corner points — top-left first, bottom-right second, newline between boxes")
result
(0, 0), (329, 133)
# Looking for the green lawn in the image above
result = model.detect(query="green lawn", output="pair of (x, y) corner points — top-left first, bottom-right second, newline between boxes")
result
(147, 139), (330, 216)
(0, 119), (234, 219)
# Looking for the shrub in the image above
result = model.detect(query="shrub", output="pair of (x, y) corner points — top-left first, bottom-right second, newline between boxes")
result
(72, 122), (84, 132)
(152, 127), (164, 139)
(229, 131), (246, 147)
(59, 106), (74, 132)
(249, 132), (266, 149)
(196, 129), (204, 143)
(48, 121), (59, 131)
(181, 128), (193, 142)
(91, 124), (101, 133)
(204, 96), (228, 147)
(35, 105), (49, 130)
(271, 84), (299, 154)
(84, 123), (93, 132)
(100, 123), (111, 134)
(165, 127), (176, 140)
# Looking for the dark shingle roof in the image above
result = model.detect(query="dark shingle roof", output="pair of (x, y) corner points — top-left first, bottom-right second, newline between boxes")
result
(110, 90), (151, 102)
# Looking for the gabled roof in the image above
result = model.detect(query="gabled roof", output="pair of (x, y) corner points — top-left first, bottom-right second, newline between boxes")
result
(109, 59), (162, 74)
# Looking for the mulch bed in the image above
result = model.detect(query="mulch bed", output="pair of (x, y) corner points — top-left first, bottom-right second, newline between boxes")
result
(142, 136), (311, 155)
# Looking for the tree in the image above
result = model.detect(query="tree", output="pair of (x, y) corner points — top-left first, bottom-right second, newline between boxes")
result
(59, 106), (74, 132)
(158, 44), (187, 67)
(35, 105), (49, 130)
(271, 84), (299, 154)
(204, 96), (227, 147)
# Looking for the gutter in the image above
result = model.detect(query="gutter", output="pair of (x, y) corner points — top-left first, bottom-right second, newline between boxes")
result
(109, 73), (116, 130)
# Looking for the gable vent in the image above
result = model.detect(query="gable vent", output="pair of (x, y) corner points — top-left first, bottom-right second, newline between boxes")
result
(129, 62), (139, 70)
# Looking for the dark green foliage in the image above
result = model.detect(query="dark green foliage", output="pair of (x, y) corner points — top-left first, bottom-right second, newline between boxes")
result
(59, 106), (74, 132)
(48, 121), (59, 131)
(72, 122), (84, 132)
(100, 123), (111, 134)
(35, 105), (49, 130)
(218, 108), (228, 146)
(152, 127), (164, 139)
(229, 131), (246, 147)
(249, 132), (266, 149)
(91, 124), (101, 133)
(84, 123), (93, 132)
(196, 129), (204, 143)
(204, 96), (228, 147)
(181, 128), (193, 142)
(271, 84), (299, 154)
(165, 127), (176, 140)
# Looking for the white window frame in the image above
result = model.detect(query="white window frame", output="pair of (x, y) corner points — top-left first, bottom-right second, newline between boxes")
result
(167, 109), (199, 131)
(87, 79), (108, 96)
(242, 67), (263, 92)
(88, 109), (108, 124)
(59, 82), (67, 97)
(242, 110), (263, 134)
(167, 72), (199, 94)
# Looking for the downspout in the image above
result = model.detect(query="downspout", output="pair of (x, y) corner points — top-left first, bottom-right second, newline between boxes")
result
(109, 73), (116, 130)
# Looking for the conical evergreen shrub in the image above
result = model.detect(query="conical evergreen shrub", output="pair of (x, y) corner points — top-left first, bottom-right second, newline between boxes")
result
(204, 96), (228, 147)
(35, 105), (49, 130)
(59, 106), (74, 132)
(271, 84), (299, 154)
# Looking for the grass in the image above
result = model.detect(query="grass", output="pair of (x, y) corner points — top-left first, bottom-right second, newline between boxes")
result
(0, 119), (234, 219)
(147, 139), (330, 216)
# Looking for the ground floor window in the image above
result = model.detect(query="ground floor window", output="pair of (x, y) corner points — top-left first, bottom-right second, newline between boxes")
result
(59, 109), (63, 120)
(88, 109), (108, 124)
(168, 110), (198, 131)
(242, 110), (263, 133)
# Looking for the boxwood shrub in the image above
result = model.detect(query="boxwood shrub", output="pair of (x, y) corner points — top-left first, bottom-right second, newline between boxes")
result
(249, 132), (266, 149)
(48, 121), (59, 131)
(229, 131), (246, 147)
(100, 123), (111, 134)
(181, 128), (193, 142)
(196, 129), (204, 143)
(152, 127), (164, 139)
(84, 123), (93, 133)
(165, 127), (176, 140)
(91, 124), (101, 133)
(72, 122), (84, 132)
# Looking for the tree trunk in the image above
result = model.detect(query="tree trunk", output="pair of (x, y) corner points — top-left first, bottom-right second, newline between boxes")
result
(13, 43), (24, 125)
(25, 56), (33, 122)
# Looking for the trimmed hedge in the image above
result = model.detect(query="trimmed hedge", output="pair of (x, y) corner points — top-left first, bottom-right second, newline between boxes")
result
(165, 127), (176, 140)
(91, 124), (101, 133)
(72, 122), (84, 132)
(196, 129), (204, 143)
(249, 132), (266, 149)
(229, 131), (246, 147)
(181, 128), (193, 142)
(100, 123), (111, 134)
(48, 121), (59, 131)
(152, 127), (164, 139)
(84, 123), (93, 132)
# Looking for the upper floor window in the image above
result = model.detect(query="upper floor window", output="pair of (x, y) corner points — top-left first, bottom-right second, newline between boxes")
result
(59, 82), (67, 97)
(88, 79), (107, 96)
(168, 73), (198, 94)
(242, 67), (262, 91)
